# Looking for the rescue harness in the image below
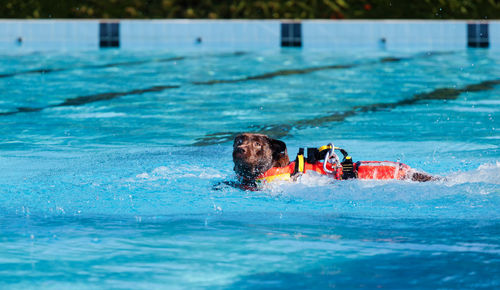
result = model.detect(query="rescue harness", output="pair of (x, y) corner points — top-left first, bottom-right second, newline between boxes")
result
(256, 144), (411, 184)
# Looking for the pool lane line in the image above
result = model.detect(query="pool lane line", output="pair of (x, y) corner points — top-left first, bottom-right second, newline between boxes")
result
(53, 85), (181, 107)
(0, 51), (247, 79)
(192, 64), (354, 85)
(191, 51), (453, 85)
(0, 51), (453, 116)
(0, 85), (181, 116)
(0, 56), (184, 79)
(192, 78), (500, 146)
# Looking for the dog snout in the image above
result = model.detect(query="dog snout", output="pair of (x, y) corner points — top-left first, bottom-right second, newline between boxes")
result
(235, 146), (246, 154)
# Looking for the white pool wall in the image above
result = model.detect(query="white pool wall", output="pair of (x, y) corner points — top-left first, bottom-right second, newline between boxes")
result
(302, 20), (467, 51)
(120, 20), (280, 50)
(0, 20), (99, 50)
(0, 19), (496, 52)
(490, 21), (500, 50)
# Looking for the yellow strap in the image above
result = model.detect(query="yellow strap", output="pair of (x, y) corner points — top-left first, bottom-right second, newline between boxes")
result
(319, 144), (342, 152)
(318, 145), (331, 152)
(297, 154), (305, 173)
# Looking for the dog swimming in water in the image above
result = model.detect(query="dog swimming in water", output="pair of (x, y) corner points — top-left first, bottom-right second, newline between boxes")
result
(232, 133), (435, 188)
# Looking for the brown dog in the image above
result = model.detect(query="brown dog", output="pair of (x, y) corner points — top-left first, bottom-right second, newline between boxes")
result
(233, 133), (435, 183)
(233, 133), (289, 182)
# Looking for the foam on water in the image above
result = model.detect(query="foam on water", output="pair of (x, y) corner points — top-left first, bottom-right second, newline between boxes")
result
(256, 162), (499, 220)
(66, 112), (127, 119)
(444, 162), (500, 186)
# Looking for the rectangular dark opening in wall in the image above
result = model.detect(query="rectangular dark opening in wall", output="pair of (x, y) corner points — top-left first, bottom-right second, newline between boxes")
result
(100, 22), (120, 48)
(292, 23), (301, 38)
(467, 23), (489, 48)
(479, 24), (488, 39)
(281, 22), (302, 47)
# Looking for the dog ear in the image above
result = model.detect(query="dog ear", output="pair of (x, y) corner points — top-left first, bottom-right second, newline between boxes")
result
(233, 134), (243, 146)
(268, 137), (289, 167)
(269, 138), (286, 153)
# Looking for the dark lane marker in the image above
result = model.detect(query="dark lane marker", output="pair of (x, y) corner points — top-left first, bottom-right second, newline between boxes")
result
(0, 51), (247, 79)
(192, 78), (500, 146)
(191, 51), (450, 85)
(0, 56), (184, 79)
(0, 68), (66, 78)
(192, 64), (354, 85)
(0, 85), (180, 116)
(54, 85), (179, 107)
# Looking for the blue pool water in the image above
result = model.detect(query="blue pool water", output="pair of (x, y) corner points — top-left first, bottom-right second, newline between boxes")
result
(0, 49), (499, 288)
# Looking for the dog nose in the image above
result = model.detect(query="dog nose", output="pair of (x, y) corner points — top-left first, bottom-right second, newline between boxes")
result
(236, 146), (246, 154)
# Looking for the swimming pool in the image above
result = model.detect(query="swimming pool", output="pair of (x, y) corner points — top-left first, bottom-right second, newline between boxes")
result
(0, 49), (499, 288)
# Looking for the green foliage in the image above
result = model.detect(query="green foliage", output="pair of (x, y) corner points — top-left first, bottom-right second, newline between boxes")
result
(1, 0), (499, 19)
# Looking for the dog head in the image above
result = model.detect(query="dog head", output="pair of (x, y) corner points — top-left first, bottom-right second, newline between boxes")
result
(233, 133), (289, 181)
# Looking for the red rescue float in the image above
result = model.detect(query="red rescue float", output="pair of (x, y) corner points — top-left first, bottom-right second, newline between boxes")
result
(256, 144), (412, 184)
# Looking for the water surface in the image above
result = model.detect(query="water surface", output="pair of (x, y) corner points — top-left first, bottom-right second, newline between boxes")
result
(0, 49), (499, 288)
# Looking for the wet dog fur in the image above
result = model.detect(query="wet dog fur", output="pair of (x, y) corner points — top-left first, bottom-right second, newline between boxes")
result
(232, 133), (289, 183)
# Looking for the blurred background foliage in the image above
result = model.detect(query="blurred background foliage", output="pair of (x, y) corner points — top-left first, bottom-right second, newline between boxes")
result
(1, 0), (499, 19)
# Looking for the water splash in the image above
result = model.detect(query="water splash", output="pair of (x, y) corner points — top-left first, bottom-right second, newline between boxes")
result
(443, 162), (500, 186)
(132, 165), (226, 182)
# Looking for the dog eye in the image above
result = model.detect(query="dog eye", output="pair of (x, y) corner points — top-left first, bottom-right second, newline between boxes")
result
(236, 139), (242, 145)
(254, 141), (261, 147)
